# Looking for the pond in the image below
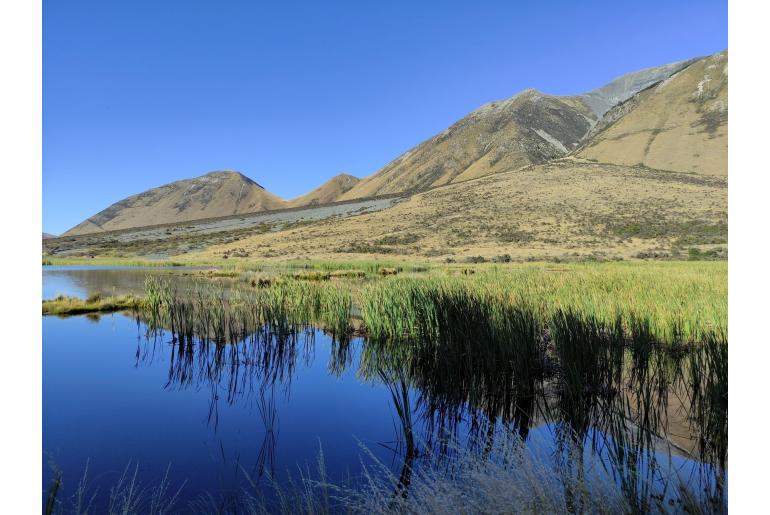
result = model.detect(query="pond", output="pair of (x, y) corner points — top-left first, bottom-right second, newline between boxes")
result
(43, 266), (727, 513)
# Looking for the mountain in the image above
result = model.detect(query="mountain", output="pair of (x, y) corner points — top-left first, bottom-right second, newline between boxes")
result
(578, 58), (696, 118)
(42, 232), (57, 239)
(60, 51), (726, 241)
(288, 174), (360, 207)
(337, 91), (596, 200)
(337, 59), (694, 201)
(63, 171), (284, 236)
(578, 51), (727, 176)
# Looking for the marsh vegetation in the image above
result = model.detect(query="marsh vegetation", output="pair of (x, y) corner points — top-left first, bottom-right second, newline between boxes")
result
(43, 261), (727, 513)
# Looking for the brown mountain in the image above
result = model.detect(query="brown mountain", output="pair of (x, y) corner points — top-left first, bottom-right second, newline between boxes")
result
(63, 171), (284, 236)
(61, 52), (726, 240)
(288, 174), (360, 207)
(337, 58), (694, 201)
(578, 51), (727, 176)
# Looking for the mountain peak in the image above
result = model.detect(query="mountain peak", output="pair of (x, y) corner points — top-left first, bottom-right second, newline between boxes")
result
(330, 173), (359, 182)
(195, 170), (267, 190)
(63, 170), (284, 235)
(288, 174), (361, 207)
(580, 58), (696, 117)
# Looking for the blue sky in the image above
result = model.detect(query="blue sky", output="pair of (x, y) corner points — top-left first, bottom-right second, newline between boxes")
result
(43, 0), (727, 234)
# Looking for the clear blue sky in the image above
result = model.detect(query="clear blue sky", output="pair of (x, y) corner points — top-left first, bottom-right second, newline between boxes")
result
(43, 0), (727, 234)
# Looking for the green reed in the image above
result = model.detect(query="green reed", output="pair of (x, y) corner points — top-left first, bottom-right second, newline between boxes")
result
(143, 276), (352, 342)
(358, 266), (727, 466)
(360, 261), (726, 346)
(142, 262), (727, 467)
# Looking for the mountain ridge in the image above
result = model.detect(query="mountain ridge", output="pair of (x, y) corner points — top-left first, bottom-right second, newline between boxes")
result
(63, 170), (284, 236)
(61, 50), (726, 237)
(336, 56), (700, 201)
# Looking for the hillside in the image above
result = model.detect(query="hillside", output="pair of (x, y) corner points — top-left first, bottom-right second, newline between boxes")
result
(46, 159), (727, 262)
(336, 91), (596, 199)
(63, 171), (284, 236)
(195, 159), (726, 262)
(53, 51), (728, 259)
(578, 51), (727, 175)
(337, 59), (694, 201)
(288, 174), (360, 207)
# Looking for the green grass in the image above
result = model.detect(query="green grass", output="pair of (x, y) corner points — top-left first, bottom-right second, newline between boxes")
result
(43, 256), (433, 276)
(42, 294), (143, 316)
(143, 276), (353, 341)
(264, 259), (430, 275)
(42, 259), (727, 512)
(46, 260), (725, 345)
(140, 260), (728, 346)
(43, 256), (189, 267)
(360, 261), (726, 345)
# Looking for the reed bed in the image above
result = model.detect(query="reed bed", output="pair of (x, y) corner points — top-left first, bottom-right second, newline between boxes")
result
(360, 261), (726, 345)
(44, 261), (726, 513)
(143, 276), (353, 343)
(356, 262), (727, 468)
(44, 257), (188, 267)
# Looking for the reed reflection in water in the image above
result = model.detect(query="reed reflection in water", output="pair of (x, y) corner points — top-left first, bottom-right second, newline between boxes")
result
(131, 305), (726, 512)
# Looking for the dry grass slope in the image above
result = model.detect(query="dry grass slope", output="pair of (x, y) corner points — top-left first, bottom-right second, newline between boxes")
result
(338, 91), (598, 200)
(578, 52), (727, 176)
(64, 171), (285, 236)
(54, 52), (727, 260)
(193, 160), (726, 262)
(288, 173), (360, 207)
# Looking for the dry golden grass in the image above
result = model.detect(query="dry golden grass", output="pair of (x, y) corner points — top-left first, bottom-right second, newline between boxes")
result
(189, 160), (726, 262)
(579, 51), (727, 176)
(287, 173), (360, 207)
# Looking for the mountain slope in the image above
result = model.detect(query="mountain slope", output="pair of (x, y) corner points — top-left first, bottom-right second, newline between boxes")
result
(337, 59), (693, 201)
(59, 52), (725, 240)
(287, 174), (360, 207)
(578, 51), (727, 176)
(196, 159), (726, 262)
(64, 171), (285, 236)
(338, 91), (597, 200)
(578, 58), (695, 118)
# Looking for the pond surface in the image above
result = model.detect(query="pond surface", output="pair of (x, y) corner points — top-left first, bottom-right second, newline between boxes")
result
(43, 267), (726, 513)
(42, 265), (221, 300)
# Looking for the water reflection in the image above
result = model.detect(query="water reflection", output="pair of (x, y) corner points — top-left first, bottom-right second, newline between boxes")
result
(43, 267), (726, 511)
(42, 265), (227, 299)
(129, 315), (726, 511)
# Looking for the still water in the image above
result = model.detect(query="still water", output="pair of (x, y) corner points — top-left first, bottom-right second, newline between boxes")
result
(43, 266), (725, 512)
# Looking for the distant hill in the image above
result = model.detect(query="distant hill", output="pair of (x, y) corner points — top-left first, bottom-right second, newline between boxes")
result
(288, 174), (359, 207)
(63, 171), (284, 236)
(578, 51), (727, 176)
(42, 232), (57, 239)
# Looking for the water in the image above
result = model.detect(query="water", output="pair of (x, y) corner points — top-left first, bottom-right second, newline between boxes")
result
(43, 265), (224, 299)
(43, 267), (726, 512)
(43, 315), (399, 504)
